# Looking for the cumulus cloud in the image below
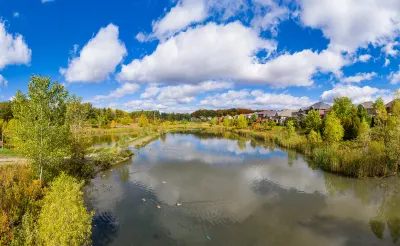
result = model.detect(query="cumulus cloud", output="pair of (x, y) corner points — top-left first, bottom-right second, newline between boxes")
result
(13, 12), (20, 18)
(150, 0), (207, 40)
(298, 0), (400, 52)
(0, 75), (8, 87)
(384, 58), (391, 67)
(382, 41), (398, 56)
(120, 22), (347, 87)
(341, 72), (377, 83)
(320, 84), (391, 104)
(200, 89), (315, 109)
(388, 67), (400, 84)
(42, 0), (54, 3)
(157, 80), (233, 104)
(251, 0), (290, 35)
(140, 84), (161, 99)
(60, 24), (127, 83)
(94, 83), (140, 101)
(0, 22), (31, 70)
(355, 54), (372, 63)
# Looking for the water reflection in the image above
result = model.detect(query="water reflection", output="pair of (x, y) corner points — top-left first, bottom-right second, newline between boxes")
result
(85, 133), (400, 245)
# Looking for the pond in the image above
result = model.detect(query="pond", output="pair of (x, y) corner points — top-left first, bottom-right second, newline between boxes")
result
(85, 133), (400, 246)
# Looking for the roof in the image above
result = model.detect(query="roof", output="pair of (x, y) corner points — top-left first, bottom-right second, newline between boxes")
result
(360, 101), (374, 109)
(258, 110), (274, 116)
(309, 102), (331, 110)
(276, 109), (295, 117)
(265, 110), (277, 117)
(386, 99), (399, 108)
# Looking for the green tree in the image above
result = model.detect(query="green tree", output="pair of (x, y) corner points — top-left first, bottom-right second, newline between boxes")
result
(138, 114), (149, 127)
(323, 111), (344, 143)
(223, 118), (232, 127)
(249, 114), (257, 123)
(0, 101), (13, 121)
(307, 129), (322, 143)
(236, 115), (247, 129)
(357, 104), (372, 126)
(303, 109), (322, 133)
(373, 97), (388, 127)
(210, 118), (217, 125)
(38, 173), (93, 246)
(12, 76), (70, 181)
(357, 120), (370, 146)
(66, 95), (91, 160)
(286, 120), (296, 137)
(332, 97), (353, 120)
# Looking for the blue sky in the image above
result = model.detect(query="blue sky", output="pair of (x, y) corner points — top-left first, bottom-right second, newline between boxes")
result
(0, 0), (399, 113)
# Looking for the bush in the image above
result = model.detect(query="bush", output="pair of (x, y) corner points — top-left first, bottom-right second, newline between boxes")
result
(0, 165), (43, 245)
(37, 174), (93, 246)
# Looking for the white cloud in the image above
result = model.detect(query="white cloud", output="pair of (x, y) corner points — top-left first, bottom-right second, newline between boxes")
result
(341, 72), (377, 83)
(384, 58), (391, 67)
(150, 0), (207, 40)
(0, 75), (8, 87)
(157, 80), (233, 104)
(94, 83), (140, 101)
(13, 12), (20, 18)
(200, 89), (314, 109)
(60, 24), (127, 83)
(320, 84), (391, 104)
(42, 0), (54, 3)
(140, 84), (161, 99)
(119, 22), (347, 87)
(355, 54), (372, 63)
(251, 0), (290, 35)
(124, 100), (168, 111)
(0, 22), (31, 70)
(382, 41), (398, 56)
(298, 0), (400, 52)
(388, 67), (400, 84)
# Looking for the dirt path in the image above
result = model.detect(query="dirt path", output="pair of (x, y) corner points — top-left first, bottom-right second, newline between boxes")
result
(0, 156), (27, 165)
(129, 135), (157, 148)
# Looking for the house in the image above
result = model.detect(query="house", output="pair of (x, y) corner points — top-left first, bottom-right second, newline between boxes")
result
(264, 111), (277, 121)
(275, 109), (295, 125)
(257, 110), (274, 121)
(386, 99), (399, 113)
(298, 102), (331, 118)
(359, 101), (376, 116)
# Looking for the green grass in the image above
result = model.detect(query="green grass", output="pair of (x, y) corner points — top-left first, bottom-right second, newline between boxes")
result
(0, 148), (22, 157)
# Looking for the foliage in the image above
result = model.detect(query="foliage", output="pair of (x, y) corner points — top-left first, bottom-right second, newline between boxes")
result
(37, 173), (93, 246)
(12, 76), (70, 181)
(249, 114), (257, 123)
(209, 118), (217, 125)
(66, 95), (92, 160)
(0, 165), (44, 245)
(307, 130), (322, 143)
(374, 97), (388, 127)
(323, 111), (344, 143)
(236, 115), (247, 129)
(357, 120), (371, 145)
(303, 109), (322, 134)
(0, 101), (13, 121)
(357, 104), (372, 126)
(223, 118), (233, 127)
(286, 120), (296, 137)
(138, 114), (149, 127)
(110, 120), (116, 128)
(191, 108), (254, 118)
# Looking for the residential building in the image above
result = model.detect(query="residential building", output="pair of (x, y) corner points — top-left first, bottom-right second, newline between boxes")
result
(275, 109), (295, 125)
(298, 102), (331, 118)
(359, 101), (376, 116)
(386, 99), (399, 113)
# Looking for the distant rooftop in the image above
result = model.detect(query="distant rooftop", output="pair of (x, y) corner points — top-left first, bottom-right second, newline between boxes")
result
(360, 101), (374, 109)
(309, 102), (331, 110)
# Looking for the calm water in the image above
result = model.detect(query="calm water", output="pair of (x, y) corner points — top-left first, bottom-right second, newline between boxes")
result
(85, 133), (400, 246)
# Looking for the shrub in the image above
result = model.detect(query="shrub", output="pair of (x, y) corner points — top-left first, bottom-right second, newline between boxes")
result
(37, 174), (93, 246)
